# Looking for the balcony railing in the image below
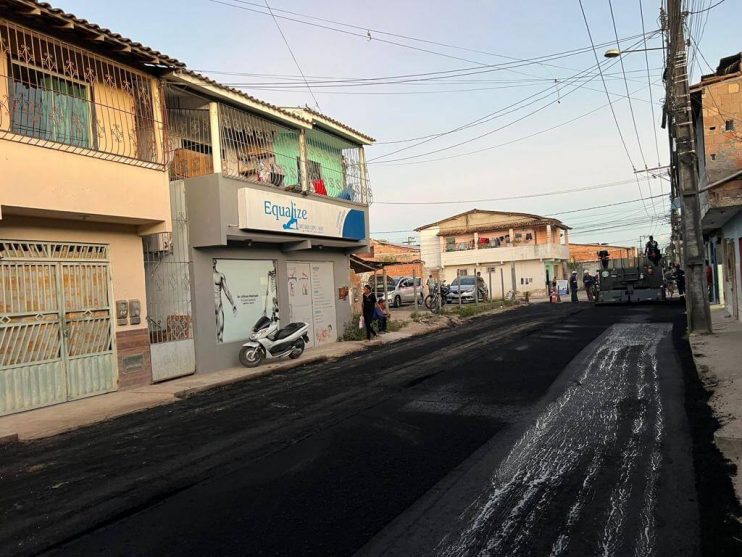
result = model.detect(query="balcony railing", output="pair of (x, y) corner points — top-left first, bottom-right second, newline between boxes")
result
(442, 243), (570, 265)
(305, 128), (369, 204)
(219, 103), (303, 191)
(167, 107), (213, 179)
(167, 99), (370, 205)
(0, 20), (165, 167)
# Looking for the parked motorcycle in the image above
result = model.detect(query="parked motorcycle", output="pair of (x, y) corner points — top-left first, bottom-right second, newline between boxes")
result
(239, 312), (309, 368)
(424, 282), (450, 310)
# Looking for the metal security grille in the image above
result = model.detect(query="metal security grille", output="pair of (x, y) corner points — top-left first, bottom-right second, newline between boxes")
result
(219, 103), (302, 189)
(167, 107), (213, 180)
(305, 128), (369, 204)
(144, 181), (196, 382)
(0, 19), (165, 167)
(0, 241), (116, 416)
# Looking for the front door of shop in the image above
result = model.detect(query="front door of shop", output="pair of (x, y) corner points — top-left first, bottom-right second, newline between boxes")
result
(0, 241), (116, 416)
(287, 261), (337, 348)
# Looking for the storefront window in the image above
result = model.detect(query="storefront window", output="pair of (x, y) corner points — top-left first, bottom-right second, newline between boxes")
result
(212, 259), (277, 344)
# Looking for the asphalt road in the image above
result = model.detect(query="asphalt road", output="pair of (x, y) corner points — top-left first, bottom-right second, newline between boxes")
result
(0, 302), (738, 556)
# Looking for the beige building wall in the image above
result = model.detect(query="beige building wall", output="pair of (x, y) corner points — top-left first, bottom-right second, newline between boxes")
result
(0, 140), (171, 234)
(0, 215), (148, 334)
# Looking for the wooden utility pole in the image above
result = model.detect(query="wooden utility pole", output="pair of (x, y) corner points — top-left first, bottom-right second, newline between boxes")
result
(665, 0), (711, 333)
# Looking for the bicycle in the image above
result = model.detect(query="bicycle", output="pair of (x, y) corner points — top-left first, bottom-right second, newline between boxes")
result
(424, 290), (444, 310)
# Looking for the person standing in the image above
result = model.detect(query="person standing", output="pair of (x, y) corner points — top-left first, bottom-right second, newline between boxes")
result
(583, 270), (595, 302)
(674, 264), (686, 298)
(362, 285), (378, 341)
(645, 235), (661, 266)
(426, 274), (436, 298)
(569, 271), (579, 302)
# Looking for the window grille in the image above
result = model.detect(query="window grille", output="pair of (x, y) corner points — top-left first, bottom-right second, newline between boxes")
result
(0, 20), (165, 167)
(219, 103), (301, 190)
(305, 128), (368, 204)
(167, 106), (213, 179)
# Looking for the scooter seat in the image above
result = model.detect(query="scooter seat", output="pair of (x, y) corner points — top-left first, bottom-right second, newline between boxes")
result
(271, 322), (305, 341)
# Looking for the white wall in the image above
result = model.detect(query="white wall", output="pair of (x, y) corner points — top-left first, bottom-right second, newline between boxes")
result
(420, 226), (442, 271)
(441, 259), (549, 297)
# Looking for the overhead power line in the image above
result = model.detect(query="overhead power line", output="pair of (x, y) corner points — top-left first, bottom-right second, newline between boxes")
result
(373, 177), (658, 206)
(368, 31), (659, 164)
(369, 77), (661, 166)
(210, 0), (653, 73)
(577, 0), (651, 219)
(687, 0), (727, 14)
(369, 192), (667, 235)
(639, 0), (663, 167)
(262, 0), (320, 110)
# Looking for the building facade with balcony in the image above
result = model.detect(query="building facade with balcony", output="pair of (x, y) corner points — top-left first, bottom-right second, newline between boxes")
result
(691, 53), (742, 321)
(0, 1), (181, 415)
(417, 210), (570, 297)
(153, 72), (374, 375)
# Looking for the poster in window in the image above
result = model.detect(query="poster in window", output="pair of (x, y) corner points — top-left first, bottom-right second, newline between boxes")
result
(212, 259), (277, 344)
(311, 262), (337, 346)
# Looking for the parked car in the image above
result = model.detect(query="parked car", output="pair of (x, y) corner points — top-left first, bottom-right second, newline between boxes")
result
(384, 276), (424, 307)
(447, 276), (489, 303)
(367, 275), (397, 299)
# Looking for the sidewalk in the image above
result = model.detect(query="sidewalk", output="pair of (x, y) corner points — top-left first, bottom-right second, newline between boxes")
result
(690, 305), (742, 506)
(1, 305), (513, 443)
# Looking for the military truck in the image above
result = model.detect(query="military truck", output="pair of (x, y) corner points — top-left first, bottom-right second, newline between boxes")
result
(595, 255), (666, 304)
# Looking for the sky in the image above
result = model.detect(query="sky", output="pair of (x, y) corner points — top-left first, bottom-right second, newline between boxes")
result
(52, 0), (741, 249)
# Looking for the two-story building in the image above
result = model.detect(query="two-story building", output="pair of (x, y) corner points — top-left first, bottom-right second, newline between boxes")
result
(417, 209), (570, 297)
(691, 52), (742, 321)
(0, 0), (374, 416)
(0, 1), (181, 415)
(153, 71), (373, 376)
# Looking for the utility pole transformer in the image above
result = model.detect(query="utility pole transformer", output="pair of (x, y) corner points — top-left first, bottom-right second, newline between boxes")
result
(665, 0), (711, 333)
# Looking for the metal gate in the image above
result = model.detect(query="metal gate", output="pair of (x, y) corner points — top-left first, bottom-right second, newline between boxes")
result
(0, 241), (116, 416)
(144, 180), (196, 382)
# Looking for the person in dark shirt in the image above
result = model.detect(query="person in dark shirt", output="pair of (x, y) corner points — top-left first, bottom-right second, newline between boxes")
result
(645, 235), (661, 265)
(583, 270), (595, 302)
(362, 285), (378, 340)
(674, 264), (686, 297)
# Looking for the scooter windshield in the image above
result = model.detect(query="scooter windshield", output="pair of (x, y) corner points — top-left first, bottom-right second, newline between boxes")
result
(253, 316), (271, 332)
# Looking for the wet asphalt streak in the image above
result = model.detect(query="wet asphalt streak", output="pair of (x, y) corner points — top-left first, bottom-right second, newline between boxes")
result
(0, 302), (706, 556)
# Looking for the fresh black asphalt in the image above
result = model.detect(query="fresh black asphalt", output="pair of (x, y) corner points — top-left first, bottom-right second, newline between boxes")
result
(0, 302), (739, 556)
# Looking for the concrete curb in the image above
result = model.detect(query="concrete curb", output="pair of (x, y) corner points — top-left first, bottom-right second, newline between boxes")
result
(0, 433), (19, 445)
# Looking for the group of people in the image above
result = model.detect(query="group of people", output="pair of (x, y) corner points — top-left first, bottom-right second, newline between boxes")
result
(562, 270), (599, 303)
(361, 285), (390, 341)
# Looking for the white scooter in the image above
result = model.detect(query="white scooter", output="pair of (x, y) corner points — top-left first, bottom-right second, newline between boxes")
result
(239, 312), (310, 368)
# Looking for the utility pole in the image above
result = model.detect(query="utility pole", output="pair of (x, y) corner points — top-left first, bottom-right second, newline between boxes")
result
(664, 0), (711, 333)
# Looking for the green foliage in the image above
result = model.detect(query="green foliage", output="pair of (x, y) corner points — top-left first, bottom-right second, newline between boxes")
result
(386, 319), (408, 332)
(340, 314), (407, 340)
(341, 315), (367, 341)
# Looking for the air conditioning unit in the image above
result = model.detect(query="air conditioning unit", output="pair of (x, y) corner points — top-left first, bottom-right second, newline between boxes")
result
(144, 232), (173, 254)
